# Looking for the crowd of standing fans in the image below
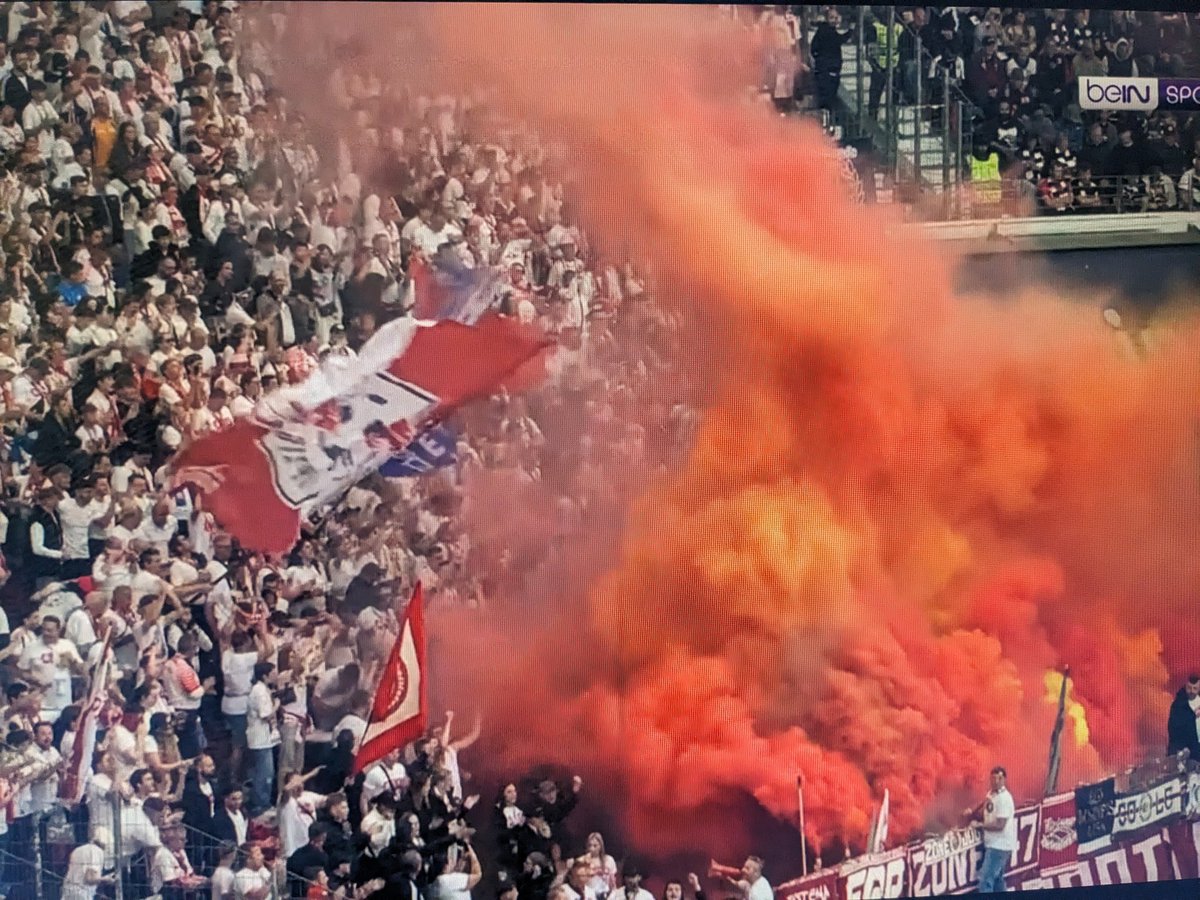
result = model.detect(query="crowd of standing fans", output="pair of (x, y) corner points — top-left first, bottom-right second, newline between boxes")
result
(0, 2), (723, 900)
(748, 6), (1200, 216)
(950, 8), (1200, 215)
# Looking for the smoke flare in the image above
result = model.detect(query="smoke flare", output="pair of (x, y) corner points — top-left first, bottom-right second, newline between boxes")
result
(268, 2), (1200, 871)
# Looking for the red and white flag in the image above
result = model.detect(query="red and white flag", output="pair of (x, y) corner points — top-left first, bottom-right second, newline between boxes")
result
(60, 633), (113, 804)
(867, 788), (890, 854)
(169, 316), (546, 553)
(353, 583), (428, 774)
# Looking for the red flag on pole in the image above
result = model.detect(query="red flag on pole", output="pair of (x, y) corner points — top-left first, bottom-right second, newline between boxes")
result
(60, 632), (113, 804)
(353, 583), (429, 774)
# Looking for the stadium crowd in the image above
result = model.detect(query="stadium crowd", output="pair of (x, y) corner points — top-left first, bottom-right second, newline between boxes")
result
(752, 6), (1200, 215)
(949, 8), (1200, 215)
(0, 2), (715, 900)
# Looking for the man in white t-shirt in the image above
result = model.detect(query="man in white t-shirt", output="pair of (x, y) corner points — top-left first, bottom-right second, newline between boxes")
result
(360, 748), (407, 816)
(233, 842), (273, 900)
(278, 772), (327, 858)
(62, 827), (114, 900)
(26, 721), (61, 815)
(616, 863), (655, 900)
(17, 615), (86, 722)
(738, 858), (773, 900)
(971, 765), (1017, 894)
(431, 843), (482, 900)
(57, 479), (112, 579)
(221, 628), (270, 783)
(245, 662), (280, 815)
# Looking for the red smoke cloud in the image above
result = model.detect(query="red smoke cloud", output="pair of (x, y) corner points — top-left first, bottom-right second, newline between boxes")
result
(267, 1), (1200, 871)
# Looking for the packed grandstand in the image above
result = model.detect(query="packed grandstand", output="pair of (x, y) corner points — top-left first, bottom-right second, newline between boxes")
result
(752, 6), (1200, 215)
(0, 4), (1193, 900)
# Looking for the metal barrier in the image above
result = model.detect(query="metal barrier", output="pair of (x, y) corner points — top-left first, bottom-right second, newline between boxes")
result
(959, 171), (1200, 220)
(0, 794), (296, 900)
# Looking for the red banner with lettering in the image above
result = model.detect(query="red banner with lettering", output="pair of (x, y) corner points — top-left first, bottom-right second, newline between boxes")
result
(776, 869), (839, 900)
(839, 847), (908, 899)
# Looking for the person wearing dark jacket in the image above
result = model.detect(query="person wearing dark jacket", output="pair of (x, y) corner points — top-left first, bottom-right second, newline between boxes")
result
(199, 259), (237, 322)
(212, 219), (254, 290)
(130, 226), (181, 280)
(210, 787), (250, 850)
(181, 754), (217, 827)
(181, 755), (218, 871)
(316, 792), (356, 877)
(809, 8), (855, 111)
(28, 487), (64, 585)
(31, 393), (81, 469)
(286, 823), (329, 899)
(1167, 675), (1200, 759)
(529, 776), (582, 848)
(3, 52), (33, 115)
(180, 168), (215, 260)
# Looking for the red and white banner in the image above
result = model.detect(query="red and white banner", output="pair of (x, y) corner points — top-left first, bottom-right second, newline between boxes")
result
(777, 869), (839, 900)
(775, 784), (1200, 898)
(1032, 792), (1078, 877)
(352, 583), (428, 774)
(839, 847), (907, 899)
(1017, 825), (1193, 889)
(59, 633), (112, 804)
(170, 316), (546, 552)
(904, 804), (1039, 896)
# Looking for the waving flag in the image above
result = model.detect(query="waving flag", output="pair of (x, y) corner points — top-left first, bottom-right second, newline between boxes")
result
(383, 253), (507, 479)
(60, 633), (112, 804)
(867, 788), (890, 853)
(170, 316), (545, 552)
(353, 583), (428, 774)
(380, 423), (458, 478)
(410, 253), (507, 325)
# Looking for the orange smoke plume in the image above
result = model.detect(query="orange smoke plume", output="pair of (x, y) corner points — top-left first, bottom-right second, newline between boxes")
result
(267, 2), (1200, 871)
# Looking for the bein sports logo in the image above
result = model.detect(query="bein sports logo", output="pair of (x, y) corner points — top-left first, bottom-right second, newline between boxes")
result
(1081, 76), (1200, 112)
(1079, 76), (1158, 112)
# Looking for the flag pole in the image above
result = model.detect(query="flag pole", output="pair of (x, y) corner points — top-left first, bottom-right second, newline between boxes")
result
(1045, 665), (1070, 797)
(797, 773), (808, 876)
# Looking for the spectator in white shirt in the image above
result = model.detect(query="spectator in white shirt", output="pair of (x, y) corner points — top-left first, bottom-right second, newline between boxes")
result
(360, 748), (408, 816)
(278, 771), (327, 859)
(149, 826), (201, 894)
(211, 841), (238, 900)
(20, 720), (62, 817)
(360, 793), (398, 858)
(431, 843), (483, 900)
(220, 622), (272, 783)
(233, 843), (273, 900)
(615, 864), (655, 900)
(245, 661), (280, 815)
(58, 477), (113, 578)
(17, 614), (85, 722)
(62, 827), (114, 900)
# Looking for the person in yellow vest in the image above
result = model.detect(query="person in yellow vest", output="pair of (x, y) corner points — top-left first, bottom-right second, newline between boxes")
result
(970, 145), (1003, 213)
(864, 11), (904, 117)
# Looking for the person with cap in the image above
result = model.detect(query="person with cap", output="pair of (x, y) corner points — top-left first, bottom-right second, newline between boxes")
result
(617, 862), (654, 900)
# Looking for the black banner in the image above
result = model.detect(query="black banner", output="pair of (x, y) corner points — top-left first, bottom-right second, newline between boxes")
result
(1075, 777), (1117, 852)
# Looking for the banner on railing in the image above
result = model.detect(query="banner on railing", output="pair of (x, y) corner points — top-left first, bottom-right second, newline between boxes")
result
(773, 769), (1200, 899)
(1110, 774), (1186, 842)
